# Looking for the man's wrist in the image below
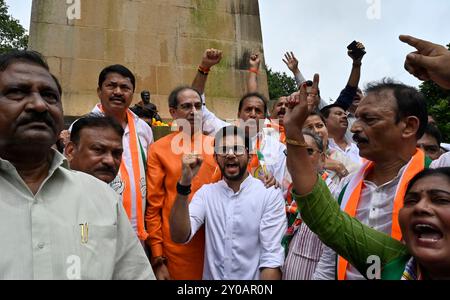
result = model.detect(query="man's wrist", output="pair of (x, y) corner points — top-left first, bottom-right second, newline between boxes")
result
(285, 127), (303, 140)
(177, 181), (192, 196)
(151, 256), (167, 269)
(198, 65), (210, 76)
(352, 62), (362, 67)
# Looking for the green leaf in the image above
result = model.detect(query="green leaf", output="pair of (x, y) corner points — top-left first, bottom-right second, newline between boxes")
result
(0, 0), (29, 54)
(266, 65), (297, 101)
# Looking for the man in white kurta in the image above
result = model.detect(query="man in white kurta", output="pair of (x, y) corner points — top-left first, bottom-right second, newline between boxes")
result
(170, 126), (286, 280)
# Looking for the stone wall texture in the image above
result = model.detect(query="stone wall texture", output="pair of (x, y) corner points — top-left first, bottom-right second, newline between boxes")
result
(29, 0), (269, 119)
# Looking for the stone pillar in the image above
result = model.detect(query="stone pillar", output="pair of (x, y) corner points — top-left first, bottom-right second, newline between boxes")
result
(29, 0), (268, 120)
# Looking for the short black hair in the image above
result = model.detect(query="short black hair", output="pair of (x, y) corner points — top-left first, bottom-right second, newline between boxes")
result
(168, 86), (202, 108)
(0, 50), (62, 95)
(214, 125), (252, 153)
(98, 64), (136, 91)
(406, 167), (450, 195)
(308, 111), (327, 124)
(0, 50), (49, 72)
(365, 78), (428, 139)
(320, 103), (345, 119)
(421, 124), (442, 146)
(70, 113), (124, 145)
(238, 92), (268, 116)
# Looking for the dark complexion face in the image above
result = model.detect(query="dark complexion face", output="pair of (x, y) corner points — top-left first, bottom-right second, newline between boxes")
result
(351, 91), (405, 162)
(97, 73), (134, 116)
(0, 62), (63, 150)
(66, 127), (123, 183)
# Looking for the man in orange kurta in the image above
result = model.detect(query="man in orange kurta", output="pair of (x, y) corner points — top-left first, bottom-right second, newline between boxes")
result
(145, 87), (221, 280)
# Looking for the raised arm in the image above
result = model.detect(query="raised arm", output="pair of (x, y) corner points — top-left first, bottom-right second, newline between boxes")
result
(191, 48), (223, 95)
(169, 153), (204, 244)
(284, 74), (321, 195)
(334, 42), (366, 110)
(247, 53), (261, 93)
(283, 51), (303, 86)
(283, 52), (326, 109)
(399, 35), (450, 89)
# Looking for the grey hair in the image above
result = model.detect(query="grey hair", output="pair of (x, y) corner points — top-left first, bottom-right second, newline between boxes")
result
(302, 129), (324, 153)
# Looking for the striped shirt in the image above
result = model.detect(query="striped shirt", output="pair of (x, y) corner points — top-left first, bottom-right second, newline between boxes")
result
(283, 177), (339, 280)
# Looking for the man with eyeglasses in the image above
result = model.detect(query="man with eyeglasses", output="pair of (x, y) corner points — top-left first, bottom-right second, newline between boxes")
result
(145, 86), (222, 280)
(170, 126), (286, 280)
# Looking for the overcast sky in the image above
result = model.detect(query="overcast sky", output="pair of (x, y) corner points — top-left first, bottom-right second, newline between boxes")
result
(5, 0), (450, 102)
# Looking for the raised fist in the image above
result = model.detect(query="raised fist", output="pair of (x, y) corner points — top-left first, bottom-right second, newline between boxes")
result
(180, 153), (203, 185)
(348, 42), (366, 63)
(200, 48), (223, 69)
(249, 53), (261, 70)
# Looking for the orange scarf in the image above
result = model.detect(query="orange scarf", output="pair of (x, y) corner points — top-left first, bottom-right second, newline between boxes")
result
(337, 149), (426, 280)
(98, 105), (148, 241)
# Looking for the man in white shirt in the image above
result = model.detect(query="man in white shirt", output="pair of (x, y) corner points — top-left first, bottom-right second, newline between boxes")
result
(90, 65), (153, 242)
(321, 103), (362, 165)
(170, 126), (286, 280)
(312, 78), (430, 280)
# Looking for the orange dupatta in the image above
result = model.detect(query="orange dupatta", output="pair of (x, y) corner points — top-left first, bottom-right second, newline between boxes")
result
(337, 149), (426, 280)
(99, 105), (148, 241)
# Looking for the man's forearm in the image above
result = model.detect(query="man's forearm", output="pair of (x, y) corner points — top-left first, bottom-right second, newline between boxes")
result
(347, 63), (361, 88)
(294, 69), (306, 87)
(192, 71), (208, 95)
(169, 193), (191, 244)
(247, 71), (258, 93)
(260, 268), (282, 280)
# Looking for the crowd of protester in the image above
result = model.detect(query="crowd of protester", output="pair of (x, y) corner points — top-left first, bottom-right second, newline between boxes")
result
(1, 33), (450, 280)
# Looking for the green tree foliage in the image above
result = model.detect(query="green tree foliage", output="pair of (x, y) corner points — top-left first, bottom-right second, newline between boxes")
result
(266, 65), (298, 100)
(418, 43), (450, 142)
(0, 0), (28, 54)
